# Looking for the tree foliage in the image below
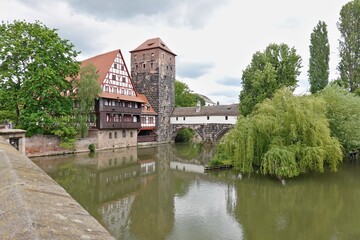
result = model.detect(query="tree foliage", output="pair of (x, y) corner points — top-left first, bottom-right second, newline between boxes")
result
(175, 80), (204, 107)
(0, 20), (79, 135)
(308, 21), (330, 94)
(74, 63), (101, 138)
(338, 0), (360, 92)
(239, 43), (302, 116)
(319, 85), (360, 154)
(215, 88), (342, 178)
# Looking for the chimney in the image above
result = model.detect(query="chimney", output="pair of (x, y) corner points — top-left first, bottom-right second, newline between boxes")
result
(196, 100), (201, 112)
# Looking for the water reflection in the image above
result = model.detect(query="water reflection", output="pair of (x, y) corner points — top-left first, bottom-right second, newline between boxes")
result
(32, 145), (360, 240)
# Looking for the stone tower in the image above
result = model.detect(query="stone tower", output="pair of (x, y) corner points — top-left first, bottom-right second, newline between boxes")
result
(130, 38), (176, 142)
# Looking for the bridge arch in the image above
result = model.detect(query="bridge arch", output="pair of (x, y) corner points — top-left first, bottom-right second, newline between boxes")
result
(171, 123), (233, 144)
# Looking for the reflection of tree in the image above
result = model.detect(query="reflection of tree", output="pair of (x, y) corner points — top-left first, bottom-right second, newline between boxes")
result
(51, 163), (102, 222)
(230, 173), (346, 239)
(130, 145), (175, 240)
(173, 143), (203, 160)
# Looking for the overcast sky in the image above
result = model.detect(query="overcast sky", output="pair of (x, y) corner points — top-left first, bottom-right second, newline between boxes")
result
(1, 0), (350, 104)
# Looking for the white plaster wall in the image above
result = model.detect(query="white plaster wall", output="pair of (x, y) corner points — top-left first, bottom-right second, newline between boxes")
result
(170, 115), (237, 125)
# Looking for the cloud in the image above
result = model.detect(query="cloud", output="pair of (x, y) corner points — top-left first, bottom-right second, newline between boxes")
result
(177, 61), (214, 79)
(208, 89), (240, 98)
(19, 0), (228, 29)
(216, 77), (241, 87)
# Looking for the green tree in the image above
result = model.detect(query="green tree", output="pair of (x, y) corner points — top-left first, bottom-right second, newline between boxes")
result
(239, 43), (302, 116)
(308, 21), (330, 94)
(215, 88), (342, 178)
(338, 0), (360, 92)
(175, 80), (204, 107)
(320, 85), (360, 154)
(0, 20), (79, 135)
(74, 63), (101, 138)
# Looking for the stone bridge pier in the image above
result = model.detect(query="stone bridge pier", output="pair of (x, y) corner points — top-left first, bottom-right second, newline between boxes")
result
(171, 123), (233, 144)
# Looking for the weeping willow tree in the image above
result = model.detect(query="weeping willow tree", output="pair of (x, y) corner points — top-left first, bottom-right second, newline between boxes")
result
(214, 88), (343, 178)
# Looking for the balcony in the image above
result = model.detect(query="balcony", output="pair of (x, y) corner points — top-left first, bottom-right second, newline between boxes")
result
(101, 122), (141, 130)
(102, 106), (142, 114)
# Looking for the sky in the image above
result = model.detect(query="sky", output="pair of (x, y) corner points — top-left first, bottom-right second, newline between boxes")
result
(1, 0), (350, 104)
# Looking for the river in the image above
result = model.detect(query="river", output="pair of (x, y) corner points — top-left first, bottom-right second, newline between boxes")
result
(32, 143), (360, 240)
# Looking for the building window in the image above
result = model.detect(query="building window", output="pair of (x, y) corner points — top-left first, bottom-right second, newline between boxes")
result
(176, 117), (178, 121)
(128, 90), (132, 96)
(133, 116), (137, 122)
(113, 87), (117, 93)
(207, 116), (210, 120)
(121, 65), (124, 71)
(136, 64), (138, 69)
(151, 62), (153, 68)
(104, 100), (109, 106)
(114, 114), (119, 122)
(183, 117), (186, 121)
(122, 130), (126, 138)
(151, 53), (154, 57)
(122, 77), (126, 82)
(225, 116), (228, 120)
(162, 53), (165, 58)
(143, 54), (145, 60)
(130, 131), (133, 137)
(143, 64), (146, 69)
(134, 55), (137, 60)
(166, 66), (168, 70)
(105, 86), (109, 92)
(112, 74), (116, 80)
(121, 89), (124, 95)
(109, 132), (112, 139)
(141, 116), (146, 123)
(114, 132), (118, 138)
(114, 63), (117, 69)
(106, 114), (111, 122)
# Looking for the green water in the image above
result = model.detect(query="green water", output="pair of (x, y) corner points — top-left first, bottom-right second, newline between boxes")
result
(32, 144), (360, 240)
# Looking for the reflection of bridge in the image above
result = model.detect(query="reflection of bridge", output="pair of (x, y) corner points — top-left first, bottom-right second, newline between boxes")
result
(170, 104), (239, 143)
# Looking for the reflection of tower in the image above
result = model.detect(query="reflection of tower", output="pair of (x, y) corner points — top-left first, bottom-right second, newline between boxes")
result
(130, 38), (176, 142)
(129, 145), (175, 239)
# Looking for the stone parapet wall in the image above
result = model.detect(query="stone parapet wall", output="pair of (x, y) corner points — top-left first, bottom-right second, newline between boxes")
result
(0, 136), (114, 239)
(25, 129), (138, 157)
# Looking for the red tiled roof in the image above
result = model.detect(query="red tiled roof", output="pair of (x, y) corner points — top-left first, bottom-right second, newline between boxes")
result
(99, 92), (145, 103)
(138, 94), (157, 115)
(130, 37), (176, 56)
(81, 49), (119, 86)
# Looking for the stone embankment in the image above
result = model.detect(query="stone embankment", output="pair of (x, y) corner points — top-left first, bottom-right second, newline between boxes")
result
(0, 136), (114, 240)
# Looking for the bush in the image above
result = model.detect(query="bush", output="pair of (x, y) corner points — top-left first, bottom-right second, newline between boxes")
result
(88, 143), (95, 153)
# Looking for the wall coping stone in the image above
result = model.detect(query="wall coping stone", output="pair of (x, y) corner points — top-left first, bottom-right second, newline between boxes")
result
(0, 136), (114, 240)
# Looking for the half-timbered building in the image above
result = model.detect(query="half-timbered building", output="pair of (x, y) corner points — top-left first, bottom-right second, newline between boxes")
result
(80, 49), (145, 149)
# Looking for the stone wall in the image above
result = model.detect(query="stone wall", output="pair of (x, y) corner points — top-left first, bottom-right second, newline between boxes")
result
(25, 129), (138, 157)
(0, 136), (114, 239)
